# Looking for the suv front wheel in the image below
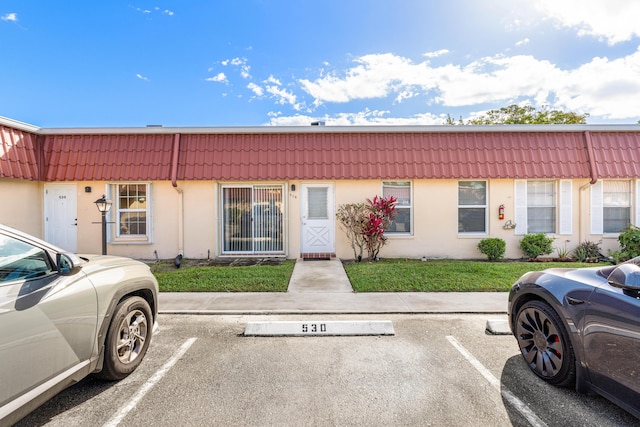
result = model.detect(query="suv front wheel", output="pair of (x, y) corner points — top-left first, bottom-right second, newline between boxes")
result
(97, 296), (153, 381)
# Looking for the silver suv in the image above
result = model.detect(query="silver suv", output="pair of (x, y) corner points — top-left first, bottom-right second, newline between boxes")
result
(0, 224), (158, 425)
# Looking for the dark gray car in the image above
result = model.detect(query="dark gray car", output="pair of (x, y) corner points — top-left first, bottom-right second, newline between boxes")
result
(0, 225), (158, 426)
(508, 259), (640, 419)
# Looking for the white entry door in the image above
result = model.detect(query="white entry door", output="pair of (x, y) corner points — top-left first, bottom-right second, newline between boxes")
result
(44, 184), (78, 252)
(301, 183), (335, 254)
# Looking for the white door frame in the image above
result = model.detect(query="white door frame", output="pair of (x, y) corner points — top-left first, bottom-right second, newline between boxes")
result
(300, 183), (335, 256)
(44, 183), (78, 252)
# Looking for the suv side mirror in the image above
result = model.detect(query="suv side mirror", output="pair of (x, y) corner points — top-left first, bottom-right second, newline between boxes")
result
(56, 253), (82, 276)
(608, 263), (640, 297)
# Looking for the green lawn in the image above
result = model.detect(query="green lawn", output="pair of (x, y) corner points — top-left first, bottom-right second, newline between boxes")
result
(152, 260), (295, 292)
(151, 258), (603, 292)
(344, 259), (600, 292)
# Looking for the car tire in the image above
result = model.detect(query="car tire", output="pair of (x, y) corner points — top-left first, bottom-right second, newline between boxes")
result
(97, 296), (153, 381)
(515, 300), (576, 387)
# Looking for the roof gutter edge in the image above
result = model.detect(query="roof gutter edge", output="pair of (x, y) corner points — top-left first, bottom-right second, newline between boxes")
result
(34, 124), (640, 135)
(0, 116), (40, 133)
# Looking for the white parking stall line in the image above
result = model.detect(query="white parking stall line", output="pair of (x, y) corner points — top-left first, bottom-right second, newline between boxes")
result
(446, 335), (547, 427)
(103, 337), (198, 427)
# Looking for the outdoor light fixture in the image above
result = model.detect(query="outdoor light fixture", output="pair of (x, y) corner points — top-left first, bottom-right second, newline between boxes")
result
(94, 195), (112, 213)
(94, 195), (112, 255)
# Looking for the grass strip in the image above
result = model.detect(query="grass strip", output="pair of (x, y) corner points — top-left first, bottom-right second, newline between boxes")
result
(152, 258), (602, 292)
(153, 260), (295, 292)
(343, 259), (600, 292)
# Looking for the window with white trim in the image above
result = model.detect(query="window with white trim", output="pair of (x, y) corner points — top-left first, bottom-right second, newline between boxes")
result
(383, 181), (411, 234)
(603, 180), (631, 233)
(458, 181), (487, 234)
(515, 180), (572, 235)
(114, 183), (151, 239)
(527, 181), (556, 233)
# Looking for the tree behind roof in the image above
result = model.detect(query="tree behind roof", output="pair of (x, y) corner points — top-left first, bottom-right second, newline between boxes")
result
(446, 104), (589, 125)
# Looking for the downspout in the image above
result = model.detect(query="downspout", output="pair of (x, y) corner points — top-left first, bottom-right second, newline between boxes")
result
(171, 133), (184, 260)
(36, 134), (46, 238)
(579, 131), (598, 243)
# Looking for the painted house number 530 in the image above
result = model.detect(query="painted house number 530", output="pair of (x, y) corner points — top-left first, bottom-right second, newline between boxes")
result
(302, 323), (327, 333)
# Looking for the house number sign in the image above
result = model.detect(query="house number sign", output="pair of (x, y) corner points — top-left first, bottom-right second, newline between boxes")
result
(243, 320), (395, 337)
(301, 323), (327, 333)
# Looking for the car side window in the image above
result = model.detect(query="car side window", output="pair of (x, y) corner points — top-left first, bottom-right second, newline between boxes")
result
(0, 235), (54, 283)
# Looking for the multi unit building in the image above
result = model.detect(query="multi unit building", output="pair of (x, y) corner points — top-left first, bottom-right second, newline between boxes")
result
(1, 116), (639, 260)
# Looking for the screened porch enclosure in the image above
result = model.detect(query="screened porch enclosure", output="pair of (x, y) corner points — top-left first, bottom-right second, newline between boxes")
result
(222, 186), (284, 254)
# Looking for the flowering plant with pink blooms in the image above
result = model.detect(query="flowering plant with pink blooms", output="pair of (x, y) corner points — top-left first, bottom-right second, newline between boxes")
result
(363, 195), (397, 260)
(337, 195), (397, 261)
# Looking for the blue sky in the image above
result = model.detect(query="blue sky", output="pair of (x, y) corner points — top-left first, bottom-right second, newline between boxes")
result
(1, 0), (640, 127)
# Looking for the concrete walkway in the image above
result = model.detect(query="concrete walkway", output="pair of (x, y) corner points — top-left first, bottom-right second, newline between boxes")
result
(158, 258), (509, 315)
(287, 258), (353, 293)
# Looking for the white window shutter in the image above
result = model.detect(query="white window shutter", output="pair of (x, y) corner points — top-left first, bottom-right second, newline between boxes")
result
(514, 180), (527, 235)
(635, 180), (640, 227)
(591, 181), (603, 235)
(559, 180), (572, 235)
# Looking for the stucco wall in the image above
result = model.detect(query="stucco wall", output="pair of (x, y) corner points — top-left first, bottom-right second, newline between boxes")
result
(0, 178), (43, 236)
(334, 179), (522, 260)
(0, 177), (627, 261)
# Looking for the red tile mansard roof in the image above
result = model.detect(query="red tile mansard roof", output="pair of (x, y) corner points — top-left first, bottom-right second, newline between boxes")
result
(1, 117), (639, 183)
(0, 123), (41, 181)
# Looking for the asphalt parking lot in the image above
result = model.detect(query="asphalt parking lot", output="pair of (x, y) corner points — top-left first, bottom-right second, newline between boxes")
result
(16, 314), (638, 427)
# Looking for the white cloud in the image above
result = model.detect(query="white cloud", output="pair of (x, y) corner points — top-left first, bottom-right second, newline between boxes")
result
(247, 82), (263, 96)
(222, 57), (251, 79)
(299, 53), (437, 105)
(532, 0), (640, 44)
(423, 49), (449, 58)
(555, 47), (640, 119)
(265, 85), (301, 110)
(296, 49), (640, 121)
(240, 65), (251, 79)
(136, 73), (149, 81)
(266, 114), (314, 126)
(206, 72), (228, 83)
(266, 109), (444, 126)
(265, 75), (281, 85)
(515, 38), (530, 46)
(1, 13), (17, 22)
(134, 6), (174, 17)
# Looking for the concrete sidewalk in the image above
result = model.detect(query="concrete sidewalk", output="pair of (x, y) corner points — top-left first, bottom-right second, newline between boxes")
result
(158, 258), (509, 315)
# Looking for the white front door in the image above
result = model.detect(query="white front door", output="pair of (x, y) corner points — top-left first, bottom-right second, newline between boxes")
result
(44, 184), (77, 252)
(301, 183), (335, 255)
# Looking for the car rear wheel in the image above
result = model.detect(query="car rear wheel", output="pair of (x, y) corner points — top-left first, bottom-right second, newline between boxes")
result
(97, 296), (153, 381)
(515, 300), (576, 386)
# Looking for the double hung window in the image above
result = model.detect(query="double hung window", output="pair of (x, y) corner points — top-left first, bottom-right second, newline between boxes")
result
(113, 183), (151, 241)
(527, 181), (556, 233)
(458, 181), (487, 234)
(382, 181), (411, 234)
(603, 180), (631, 233)
(515, 180), (572, 235)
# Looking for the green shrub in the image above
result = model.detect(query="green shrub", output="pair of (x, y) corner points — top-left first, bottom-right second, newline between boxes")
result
(519, 233), (555, 259)
(618, 225), (640, 259)
(477, 238), (506, 261)
(572, 241), (601, 261)
(607, 249), (629, 264)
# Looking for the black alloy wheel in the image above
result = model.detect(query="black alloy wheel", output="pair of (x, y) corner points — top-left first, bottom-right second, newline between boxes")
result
(515, 300), (576, 387)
